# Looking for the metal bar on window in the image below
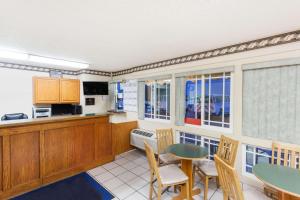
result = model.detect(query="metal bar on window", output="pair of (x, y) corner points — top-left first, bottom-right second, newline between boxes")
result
(154, 82), (156, 119)
(201, 75), (205, 125)
(195, 77), (197, 119)
(208, 75), (211, 125)
(166, 82), (168, 119)
(222, 72), (225, 127)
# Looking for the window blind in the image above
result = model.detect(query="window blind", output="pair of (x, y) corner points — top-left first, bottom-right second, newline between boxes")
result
(137, 81), (145, 120)
(175, 77), (186, 126)
(243, 60), (300, 144)
(108, 82), (116, 110)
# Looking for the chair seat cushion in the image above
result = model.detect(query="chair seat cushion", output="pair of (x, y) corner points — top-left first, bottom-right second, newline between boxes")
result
(159, 153), (180, 164)
(159, 164), (188, 185)
(195, 159), (218, 176)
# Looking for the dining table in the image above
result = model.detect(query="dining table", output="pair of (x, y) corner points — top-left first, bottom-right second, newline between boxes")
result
(166, 143), (208, 200)
(253, 163), (300, 200)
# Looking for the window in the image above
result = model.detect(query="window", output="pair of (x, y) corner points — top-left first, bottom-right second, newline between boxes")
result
(145, 80), (170, 120)
(179, 131), (219, 160)
(185, 72), (231, 129)
(243, 144), (272, 174)
(244, 144), (300, 176)
(116, 82), (124, 111)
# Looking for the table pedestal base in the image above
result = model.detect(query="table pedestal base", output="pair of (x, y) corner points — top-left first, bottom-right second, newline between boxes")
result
(172, 160), (201, 200)
(172, 188), (201, 200)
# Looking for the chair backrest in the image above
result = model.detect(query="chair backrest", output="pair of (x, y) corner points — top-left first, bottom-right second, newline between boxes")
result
(214, 154), (244, 200)
(216, 135), (239, 167)
(1, 113), (28, 121)
(271, 142), (300, 169)
(144, 141), (161, 182)
(156, 128), (174, 155)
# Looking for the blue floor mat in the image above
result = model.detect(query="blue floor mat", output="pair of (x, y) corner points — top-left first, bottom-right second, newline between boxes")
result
(12, 173), (114, 200)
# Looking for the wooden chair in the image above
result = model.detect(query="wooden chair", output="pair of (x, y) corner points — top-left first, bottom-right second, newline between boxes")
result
(194, 135), (239, 200)
(156, 128), (180, 166)
(214, 154), (244, 200)
(264, 142), (300, 199)
(144, 141), (190, 200)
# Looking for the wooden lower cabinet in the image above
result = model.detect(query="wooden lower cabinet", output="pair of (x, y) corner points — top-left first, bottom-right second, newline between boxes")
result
(112, 121), (138, 155)
(0, 116), (113, 199)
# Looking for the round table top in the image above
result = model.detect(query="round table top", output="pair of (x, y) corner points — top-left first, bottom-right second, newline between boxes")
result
(166, 143), (208, 160)
(253, 163), (300, 198)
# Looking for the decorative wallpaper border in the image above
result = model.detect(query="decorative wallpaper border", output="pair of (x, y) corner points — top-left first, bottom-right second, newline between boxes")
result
(112, 30), (300, 76)
(0, 30), (300, 77)
(0, 62), (112, 77)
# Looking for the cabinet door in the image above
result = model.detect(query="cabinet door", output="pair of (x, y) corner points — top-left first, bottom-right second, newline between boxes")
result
(9, 132), (40, 188)
(60, 79), (80, 103)
(43, 126), (72, 177)
(33, 77), (60, 104)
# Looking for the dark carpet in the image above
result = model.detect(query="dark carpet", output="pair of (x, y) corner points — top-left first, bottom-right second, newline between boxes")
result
(12, 173), (114, 200)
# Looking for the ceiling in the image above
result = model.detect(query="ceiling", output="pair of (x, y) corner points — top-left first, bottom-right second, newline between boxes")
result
(0, 0), (300, 71)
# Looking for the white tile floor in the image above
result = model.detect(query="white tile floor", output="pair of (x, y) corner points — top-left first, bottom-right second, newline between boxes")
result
(88, 149), (271, 200)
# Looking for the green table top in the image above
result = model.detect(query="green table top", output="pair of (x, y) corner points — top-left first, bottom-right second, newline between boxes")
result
(166, 143), (208, 160)
(253, 163), (300, 197)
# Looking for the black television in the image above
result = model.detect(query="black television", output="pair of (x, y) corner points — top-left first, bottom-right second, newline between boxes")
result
(83, 81), (108, 95)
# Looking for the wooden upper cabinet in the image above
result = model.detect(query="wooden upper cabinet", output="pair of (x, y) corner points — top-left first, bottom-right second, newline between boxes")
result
(60, 79), (80, 103)
(33, 77), (60, 104)
(33, 77), (80, 104)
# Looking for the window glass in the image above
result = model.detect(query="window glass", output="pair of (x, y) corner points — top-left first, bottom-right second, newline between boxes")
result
(185, 78), (201, 125)
(116, 82), (124, 110)
(144, 80), (170, 120)
(245, 145), (272, 174)
(204, 73), (231, 128)
(196, 79), (202, 119)
(210, 76), (223, 126)
(156, 81), (170, 120)
(167, 83), (170, 118)
(145, 83), (153, 118)
(185, 80), (196, 118)
(224, 76), (231, 126)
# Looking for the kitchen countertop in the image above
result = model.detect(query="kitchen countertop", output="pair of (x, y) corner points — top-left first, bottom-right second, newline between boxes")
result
(0, 113), (110, 128)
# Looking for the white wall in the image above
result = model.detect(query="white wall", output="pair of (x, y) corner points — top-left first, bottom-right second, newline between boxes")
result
(112, 41), (300, 188)
(79, 74), (111, 114)
(0, 68), (44, 118)
(0, 68), (110, 119)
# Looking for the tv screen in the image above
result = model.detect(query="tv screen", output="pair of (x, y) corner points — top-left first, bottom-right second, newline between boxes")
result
(83, 81), (108, 95)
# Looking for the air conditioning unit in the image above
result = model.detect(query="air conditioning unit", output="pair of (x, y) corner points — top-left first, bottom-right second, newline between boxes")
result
(130, 129), (157, 154)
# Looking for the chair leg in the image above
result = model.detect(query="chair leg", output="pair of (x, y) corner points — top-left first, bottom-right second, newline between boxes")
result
(204, 176), (209, 200)
(149, 173), (154, 200)
(157, 184), (162, 200)
(185, 181), (190, 200)
(223, 192), (229, 200)
(216, 176), (220, 188)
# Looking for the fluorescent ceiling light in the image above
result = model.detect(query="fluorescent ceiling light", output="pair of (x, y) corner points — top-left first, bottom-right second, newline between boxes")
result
(0, 50), (28, 60)
(0, 49), (89, 69)
(29, 55), (89, 69)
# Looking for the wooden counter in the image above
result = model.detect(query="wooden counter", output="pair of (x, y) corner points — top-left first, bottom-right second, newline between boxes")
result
(0, 114), (114, 199)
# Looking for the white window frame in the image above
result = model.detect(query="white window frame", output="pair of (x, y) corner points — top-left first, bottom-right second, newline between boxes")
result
(184, 72), (233, 132)
(144, 79), (171, 121)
